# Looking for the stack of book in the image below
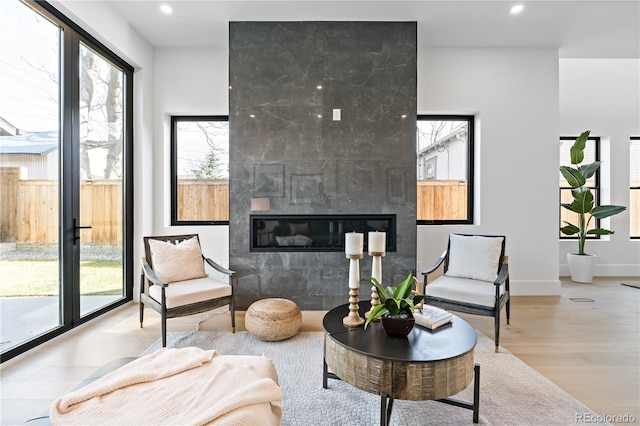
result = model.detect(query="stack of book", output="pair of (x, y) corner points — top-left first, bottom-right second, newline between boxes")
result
(414, 305), (453, 330)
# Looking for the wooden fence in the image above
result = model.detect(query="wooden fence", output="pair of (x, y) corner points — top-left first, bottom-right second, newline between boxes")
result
(177, 180), (229, 222)
(3, 169), (637, 244)
(417, 180), (468, 221)
(632, 188), (640, 237)
(0, 168), (123, 245)
(0, 171), (229, 245)
(0, 168), (19, 242)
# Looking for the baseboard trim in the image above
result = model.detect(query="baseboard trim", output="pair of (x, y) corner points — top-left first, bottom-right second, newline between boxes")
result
(510, 280), (561, 296)
(559, 264), (640, 277)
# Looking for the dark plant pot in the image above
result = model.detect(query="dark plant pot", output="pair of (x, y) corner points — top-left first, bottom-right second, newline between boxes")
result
(380, 314), (415, 337)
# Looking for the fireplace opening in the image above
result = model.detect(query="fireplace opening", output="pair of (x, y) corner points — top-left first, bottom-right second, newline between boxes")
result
(250, 214), (396, 252)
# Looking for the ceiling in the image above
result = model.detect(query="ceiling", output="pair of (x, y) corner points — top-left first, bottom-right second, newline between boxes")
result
(103, 0), (640, 58)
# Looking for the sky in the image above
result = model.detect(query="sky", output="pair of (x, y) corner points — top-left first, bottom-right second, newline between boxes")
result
(0, 0), (59, 134)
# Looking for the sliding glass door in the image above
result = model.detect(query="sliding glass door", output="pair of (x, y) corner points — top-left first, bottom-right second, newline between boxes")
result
(0, 0), (133, 362)
(0, 0), (63, 353)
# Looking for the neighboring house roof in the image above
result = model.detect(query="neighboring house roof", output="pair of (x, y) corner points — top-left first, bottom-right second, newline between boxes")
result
(418, 124), (467, 157)
(0, 131), (58, 156)
(0, 117), (20, 136)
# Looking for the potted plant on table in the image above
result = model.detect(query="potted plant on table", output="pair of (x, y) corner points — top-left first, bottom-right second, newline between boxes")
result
(559, 130), (626, 283)
(364, 271), (424, 336)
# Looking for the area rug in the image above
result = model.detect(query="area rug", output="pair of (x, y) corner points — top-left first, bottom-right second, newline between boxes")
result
(142, 331), (607, 425)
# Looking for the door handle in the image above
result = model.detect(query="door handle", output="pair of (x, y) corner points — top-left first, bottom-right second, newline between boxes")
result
(73, 218), (92, 245)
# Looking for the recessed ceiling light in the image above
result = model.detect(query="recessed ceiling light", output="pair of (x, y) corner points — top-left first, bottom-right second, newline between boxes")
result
(160, 4), (173, 15)
(510, 4), (524, 14)
(249, 114), (256, 118)
(316, 85), (323, 90)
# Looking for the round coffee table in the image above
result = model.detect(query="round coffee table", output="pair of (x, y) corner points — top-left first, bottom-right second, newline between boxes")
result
(323, 303), (480, 425)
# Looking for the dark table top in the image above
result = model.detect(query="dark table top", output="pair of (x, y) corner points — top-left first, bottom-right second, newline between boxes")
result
(323, 302), (477, 363)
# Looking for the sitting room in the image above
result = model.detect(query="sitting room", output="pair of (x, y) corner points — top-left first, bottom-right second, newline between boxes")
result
(0, 1), (638, 425)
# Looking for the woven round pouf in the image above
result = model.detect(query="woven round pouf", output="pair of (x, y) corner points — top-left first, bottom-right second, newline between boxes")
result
(245, 298), (302, 341)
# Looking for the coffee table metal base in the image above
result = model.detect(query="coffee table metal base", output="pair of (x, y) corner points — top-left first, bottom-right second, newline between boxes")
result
(324, 361), (480, 425)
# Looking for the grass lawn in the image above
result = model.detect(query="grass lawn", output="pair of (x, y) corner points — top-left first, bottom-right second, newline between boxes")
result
(0, 259), (123, 297)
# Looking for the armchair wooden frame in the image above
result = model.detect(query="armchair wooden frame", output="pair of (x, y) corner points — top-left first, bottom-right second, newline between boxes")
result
(420, 234), (510, 352)
(140, 234), (235, 347)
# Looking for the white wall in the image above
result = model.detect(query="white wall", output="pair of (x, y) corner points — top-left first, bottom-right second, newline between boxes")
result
(417, 48), (561, 295)
(559, 59), (640, 277)
(153, 48), (230, 261)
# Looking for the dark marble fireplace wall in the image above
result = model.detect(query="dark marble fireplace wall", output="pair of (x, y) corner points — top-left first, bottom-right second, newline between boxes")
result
(229, 22), (417, 310)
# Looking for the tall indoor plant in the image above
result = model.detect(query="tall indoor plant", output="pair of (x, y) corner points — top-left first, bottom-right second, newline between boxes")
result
(559, 130), (626, 282)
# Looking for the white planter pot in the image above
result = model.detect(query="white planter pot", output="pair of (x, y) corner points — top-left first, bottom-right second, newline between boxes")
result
(567, 253), (596, 283)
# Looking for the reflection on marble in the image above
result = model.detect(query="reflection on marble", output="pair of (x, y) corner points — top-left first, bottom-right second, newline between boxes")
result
(229, 22), (417, 310)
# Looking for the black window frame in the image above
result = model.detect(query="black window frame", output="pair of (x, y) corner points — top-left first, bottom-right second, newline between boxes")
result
(631, 136), (640, 239)
(170, 115), (229, 226)
(559, 135), (601, 240)
(416, 114), (475, 225)
(1, 0), (134, 363)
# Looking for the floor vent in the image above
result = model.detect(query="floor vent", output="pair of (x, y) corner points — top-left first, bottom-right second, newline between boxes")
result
(569, 298), (595, 302)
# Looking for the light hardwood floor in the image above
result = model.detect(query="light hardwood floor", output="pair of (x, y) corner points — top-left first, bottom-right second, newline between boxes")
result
(1, 277), (638, 425)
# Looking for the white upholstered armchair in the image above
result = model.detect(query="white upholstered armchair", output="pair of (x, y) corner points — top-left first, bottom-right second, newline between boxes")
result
(140, 234), (235, 346)
(420, 233), (510, 352)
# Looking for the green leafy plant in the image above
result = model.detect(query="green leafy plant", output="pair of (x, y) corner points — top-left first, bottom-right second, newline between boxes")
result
(559, 130), (626, 255)
(364, 271), (425, 329)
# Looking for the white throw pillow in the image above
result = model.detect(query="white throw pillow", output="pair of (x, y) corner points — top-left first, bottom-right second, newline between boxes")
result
(445, 234), (504, 282)
(148, 237), (207, 283)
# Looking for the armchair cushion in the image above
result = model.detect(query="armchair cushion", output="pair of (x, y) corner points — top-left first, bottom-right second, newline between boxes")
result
(148, 236), (207, 283)
(445, 234), (504, 282)
(425, 275), (505, 308)
(149, 277), (232, 309)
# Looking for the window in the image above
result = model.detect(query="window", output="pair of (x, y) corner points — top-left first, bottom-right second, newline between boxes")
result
(171, 116), (229, 225)
(559, 135), (600, 239)
(631, 137), (640, 239)
(416, 115), (474, 224)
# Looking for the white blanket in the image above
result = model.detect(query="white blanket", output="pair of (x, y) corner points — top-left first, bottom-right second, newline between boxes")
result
(50, 347), (282, 425)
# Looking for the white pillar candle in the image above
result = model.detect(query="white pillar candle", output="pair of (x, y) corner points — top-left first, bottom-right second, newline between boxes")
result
(345, 232), (363, 256)
(349, 258), (360, 289)
(368, 231), (386, 254)
(371, 255), (382, 284)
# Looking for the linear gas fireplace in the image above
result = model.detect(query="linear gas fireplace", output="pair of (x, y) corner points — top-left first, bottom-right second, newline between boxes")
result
(250, 214), (396, 252)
